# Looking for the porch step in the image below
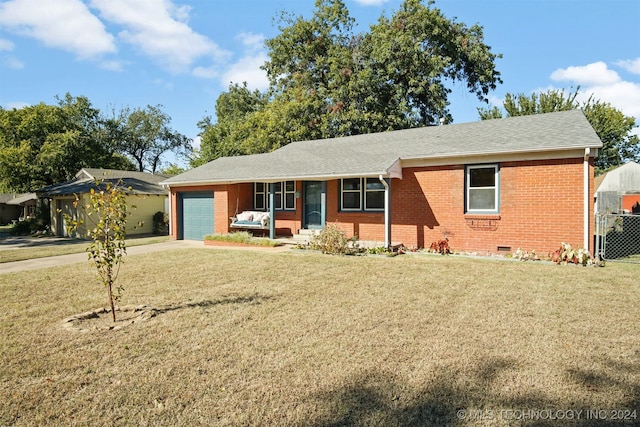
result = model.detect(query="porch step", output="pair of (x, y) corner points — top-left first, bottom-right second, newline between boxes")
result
(277, 229), (318, 246)
(296, 229), (318, 236)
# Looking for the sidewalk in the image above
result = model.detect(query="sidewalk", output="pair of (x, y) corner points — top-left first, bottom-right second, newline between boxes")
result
(0, 240), (203, 274)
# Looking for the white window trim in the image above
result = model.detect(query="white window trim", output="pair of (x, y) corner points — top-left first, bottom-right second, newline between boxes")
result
(254, 181), (296, 211)
(465, 164), (500, 213)
(340, 178), (385, 212)
(340, 178), (362, 211)
(364, 178), (385, 211)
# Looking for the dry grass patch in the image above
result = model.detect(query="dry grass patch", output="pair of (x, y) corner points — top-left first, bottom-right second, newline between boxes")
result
(1, 250), (639, 426)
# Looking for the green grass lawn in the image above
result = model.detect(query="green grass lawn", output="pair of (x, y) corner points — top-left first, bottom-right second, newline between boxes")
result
(0, 235), (170, 263)
(1, 250), (639, 426)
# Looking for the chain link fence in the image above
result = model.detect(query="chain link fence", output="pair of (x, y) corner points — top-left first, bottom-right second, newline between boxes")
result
(595, 213), (640, 263)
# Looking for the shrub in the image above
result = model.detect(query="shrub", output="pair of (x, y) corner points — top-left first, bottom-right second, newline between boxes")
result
(152, 211), (169, 235)
(10, 219), (36, 236)
(204, 232), (281, 247)
(428, 238), (451, 255)
(309, 223), (358, 255)
(552, 242), (597, 266)
(512, 248), (540, 261)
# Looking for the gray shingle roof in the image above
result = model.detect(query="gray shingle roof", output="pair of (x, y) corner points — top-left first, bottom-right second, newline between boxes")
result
(79, 168), (170, 184)
(6, 193), (37, 205)
(164, 110), (602, 186)
(37, 169), (168, 197)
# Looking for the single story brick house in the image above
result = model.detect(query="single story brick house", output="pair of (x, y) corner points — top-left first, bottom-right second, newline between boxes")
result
(37, 168), (169, 238)
(162, 110), (602, 254)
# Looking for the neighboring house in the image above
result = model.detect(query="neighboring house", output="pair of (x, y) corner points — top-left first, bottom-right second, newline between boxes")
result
(162, 110), (602, 254)
(594, 162), (640, 214)
(37, 168), (169, 238)
(0, 194), (22, 224)
(6, 193), (37, 221)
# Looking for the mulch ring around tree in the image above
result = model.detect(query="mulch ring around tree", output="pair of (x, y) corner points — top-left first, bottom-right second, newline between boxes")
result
(61, 305), (159, 332)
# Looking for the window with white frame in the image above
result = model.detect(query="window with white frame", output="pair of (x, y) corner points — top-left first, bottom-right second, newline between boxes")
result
(466, 164), (499, 213)
(254, 182), (266, 210)
(254, 181), (296, 211)
(340, 178), (385, 211)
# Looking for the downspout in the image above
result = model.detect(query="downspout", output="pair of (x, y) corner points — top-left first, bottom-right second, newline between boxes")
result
(583, 148), (590, 250)
(379, 175), (390, 250)
(168, 188), (173, 238)
(269, 183), (275, 239)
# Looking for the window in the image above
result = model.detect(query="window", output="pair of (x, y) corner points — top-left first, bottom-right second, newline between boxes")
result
(341, 178), (361, 210)
(340, 178), (385, 211)
(365, 178), (385, 210)
(466, 164), (499, 213)
(254, 183), (266, 210)
(254, 181), (296, 211)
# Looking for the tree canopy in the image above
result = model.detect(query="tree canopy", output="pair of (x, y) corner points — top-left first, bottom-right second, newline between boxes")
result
(115, 105), (192, 174)
(0, 95), (134, 193)
(478, 88), (640, 173)
(0, 95), (191, 192)
(192, 0), (502, 165)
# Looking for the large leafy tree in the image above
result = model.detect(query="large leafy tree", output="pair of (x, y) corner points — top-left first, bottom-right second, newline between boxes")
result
(115, 105), (192, 173)
(193, 0), (502, 166)
(478, 88), (639, 173)
(0, 94), (134, 193)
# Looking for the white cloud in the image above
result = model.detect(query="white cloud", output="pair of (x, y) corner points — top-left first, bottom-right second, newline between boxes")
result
(549, 61), (640, 122)
(0, 39), (15, 51)
(99, 59), (124, 72)
(237, 32), (264, 51)
(192, 135), (201, 150)
(617, 58), (640, 75)
(2, 55), (24, 69)
(221, 51), (270, 91)
(352, 0), (389, 6)
(193, 66), (219, 79)
(0, 0), (116, 58)
(90, 0), (230, 73)
(550, 61), (620, 86)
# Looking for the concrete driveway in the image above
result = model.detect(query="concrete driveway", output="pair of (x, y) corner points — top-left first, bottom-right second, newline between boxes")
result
(0, 240), (203, 274)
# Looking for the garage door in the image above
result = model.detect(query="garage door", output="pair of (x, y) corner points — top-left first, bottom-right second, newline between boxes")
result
(180, 192), (214, 240)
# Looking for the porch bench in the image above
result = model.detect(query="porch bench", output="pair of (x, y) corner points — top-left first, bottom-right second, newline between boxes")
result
(230, 211), (270, 230)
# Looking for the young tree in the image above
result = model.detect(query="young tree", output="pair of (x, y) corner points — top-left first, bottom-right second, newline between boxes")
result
(478, 87), (639, 173)
(65, 179), (135, 322)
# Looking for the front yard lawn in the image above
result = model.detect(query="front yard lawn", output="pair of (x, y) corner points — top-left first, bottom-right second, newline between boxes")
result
(1, 250), (638, 426)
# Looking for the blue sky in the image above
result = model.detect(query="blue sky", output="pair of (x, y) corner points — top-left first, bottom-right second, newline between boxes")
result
(1, 0), (639, 169)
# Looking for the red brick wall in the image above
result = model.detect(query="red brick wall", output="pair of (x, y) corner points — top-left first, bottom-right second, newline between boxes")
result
(170, 182), (304, 238)
(170, 157), (593, 254)
(395, 158), (591, 254)
(327, 158), (593, 255)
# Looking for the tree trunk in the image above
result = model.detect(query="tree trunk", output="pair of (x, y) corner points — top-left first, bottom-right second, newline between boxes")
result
(107, 266), (116, 322)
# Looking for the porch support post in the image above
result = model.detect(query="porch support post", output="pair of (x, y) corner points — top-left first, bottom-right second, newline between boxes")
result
(269, 182), (276, 239)
(379, 175), (391, 249)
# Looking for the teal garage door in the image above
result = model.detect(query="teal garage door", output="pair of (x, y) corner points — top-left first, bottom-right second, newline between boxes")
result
(180, 192), (214, 240)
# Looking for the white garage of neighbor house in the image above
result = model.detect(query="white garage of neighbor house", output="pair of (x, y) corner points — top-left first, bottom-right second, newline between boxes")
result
(37, 168), (169, 238)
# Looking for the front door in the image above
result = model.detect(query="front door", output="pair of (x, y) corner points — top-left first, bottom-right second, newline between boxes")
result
(303, 181), (324, 229)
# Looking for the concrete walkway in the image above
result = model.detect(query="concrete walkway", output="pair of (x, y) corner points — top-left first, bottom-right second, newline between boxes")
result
(0, 240), (290, 274)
